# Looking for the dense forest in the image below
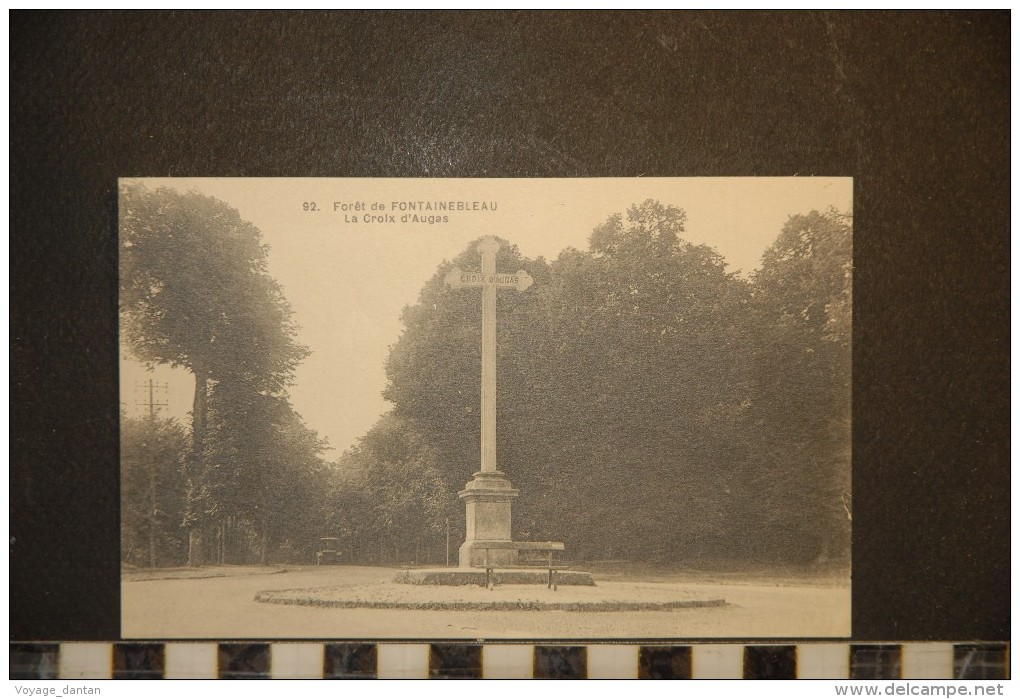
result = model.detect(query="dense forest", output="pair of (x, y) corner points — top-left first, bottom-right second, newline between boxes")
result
(121, 186), (851, 570)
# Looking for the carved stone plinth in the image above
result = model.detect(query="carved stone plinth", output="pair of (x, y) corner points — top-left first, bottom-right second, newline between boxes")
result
(457, 470), (518, 568)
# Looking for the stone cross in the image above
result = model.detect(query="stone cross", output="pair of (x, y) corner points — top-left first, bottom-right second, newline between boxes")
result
(444, 236), (533, 567)
(444, 237), (533, 474)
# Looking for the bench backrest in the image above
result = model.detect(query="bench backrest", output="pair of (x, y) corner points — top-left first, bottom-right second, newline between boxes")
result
(474, 541), (565, 552)
(512, 541), (565, 552)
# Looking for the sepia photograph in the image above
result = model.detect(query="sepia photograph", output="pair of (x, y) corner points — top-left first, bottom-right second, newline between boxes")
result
(119, 177), (853, 640)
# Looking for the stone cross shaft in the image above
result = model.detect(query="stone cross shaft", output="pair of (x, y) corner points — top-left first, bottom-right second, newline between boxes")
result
(444, 237), (533, 474)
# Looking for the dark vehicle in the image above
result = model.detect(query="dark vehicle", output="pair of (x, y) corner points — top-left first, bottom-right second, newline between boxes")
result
(316, 537), (341, 565)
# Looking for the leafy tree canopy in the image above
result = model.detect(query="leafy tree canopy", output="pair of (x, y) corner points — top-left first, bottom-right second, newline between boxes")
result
(119, 183), (307, 393)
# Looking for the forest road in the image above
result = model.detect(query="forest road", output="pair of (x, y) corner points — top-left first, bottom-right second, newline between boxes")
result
(122, 565), (850, 639)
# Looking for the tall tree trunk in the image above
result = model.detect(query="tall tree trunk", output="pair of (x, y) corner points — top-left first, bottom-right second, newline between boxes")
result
(187, 529), (203, 567)
(186, 366), (209, 567)
(259, 517), (269, 566)
(223, 516), (230, 565)
(192, 364), (208, 452)
(148, 430), (157, 568)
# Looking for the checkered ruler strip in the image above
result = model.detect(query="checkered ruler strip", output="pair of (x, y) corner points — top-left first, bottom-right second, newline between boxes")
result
(9, 642), (1008, 679)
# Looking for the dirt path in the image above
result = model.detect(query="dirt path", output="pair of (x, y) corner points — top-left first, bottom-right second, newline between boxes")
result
(121, 565), (849, 639)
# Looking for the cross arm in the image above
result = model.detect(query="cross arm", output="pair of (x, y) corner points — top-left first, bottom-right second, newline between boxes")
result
(444, 267), (534, 292)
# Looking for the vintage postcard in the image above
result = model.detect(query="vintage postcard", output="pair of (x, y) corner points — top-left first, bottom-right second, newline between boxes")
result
(119, 177), (852, 639)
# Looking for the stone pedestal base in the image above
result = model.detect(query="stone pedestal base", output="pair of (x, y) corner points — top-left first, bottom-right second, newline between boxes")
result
(458, 470), (518, 568)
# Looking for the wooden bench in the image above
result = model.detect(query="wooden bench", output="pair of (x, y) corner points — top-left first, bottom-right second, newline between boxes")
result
(476, 541), (567, 590)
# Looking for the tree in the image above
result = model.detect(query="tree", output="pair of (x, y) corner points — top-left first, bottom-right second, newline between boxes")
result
(349, 202), (851, 569)
(328, 414), (455, 565)
(202, 379), (330, 564)
(120, 414), (189, 567)
(119, 183), (308, 564)
(745, 208), (852, 563)
(383, 238), (551, 495)
(380, 209), (754, 562)
(521, 200), (752, 560)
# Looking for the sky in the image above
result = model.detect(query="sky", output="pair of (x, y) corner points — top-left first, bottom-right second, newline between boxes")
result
(119, 177), (852, 455)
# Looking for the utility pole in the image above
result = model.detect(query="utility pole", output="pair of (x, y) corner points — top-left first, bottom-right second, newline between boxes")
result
(136, 379), (168, 568)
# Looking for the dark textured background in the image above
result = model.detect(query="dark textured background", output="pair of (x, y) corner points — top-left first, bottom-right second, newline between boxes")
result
(10, 11), (1009, 641)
